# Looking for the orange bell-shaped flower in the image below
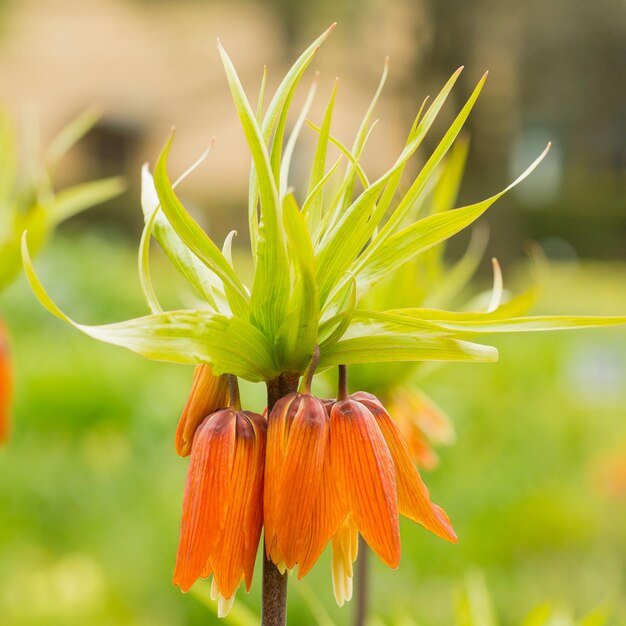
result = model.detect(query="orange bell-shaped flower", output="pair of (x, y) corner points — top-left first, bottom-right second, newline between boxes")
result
(325, 367), (456, 606)
(175, 364), (229, 456)
(0, 320), (12, 445)
(351, 391), (457, 542)
(173, 397), (266, 615)
(264, 392), (344, 577)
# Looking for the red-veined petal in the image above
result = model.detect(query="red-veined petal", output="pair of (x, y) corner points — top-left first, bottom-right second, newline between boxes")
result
(353, 392), (457, 543)
(209, 411), (265, 598)
(173, 409), (236, 591)
(330, 399), (400, 567)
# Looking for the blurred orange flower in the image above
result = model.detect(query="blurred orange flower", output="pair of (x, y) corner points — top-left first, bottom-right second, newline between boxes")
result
(387, 387), (455, 470)
(0, 320), (12, 444)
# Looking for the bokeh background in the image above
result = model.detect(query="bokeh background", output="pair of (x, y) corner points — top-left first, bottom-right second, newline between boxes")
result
(1, 0), (625, 624)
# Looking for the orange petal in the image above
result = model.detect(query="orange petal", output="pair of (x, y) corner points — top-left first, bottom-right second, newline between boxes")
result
(241, 411), (267, 591)
(0, 323), (12, 445)
(263, 393), (295, 566)
(210, 411), (266, 598)
(173, 409), (236, 592)
(175, 364), (229, 456)
(353, 392), (457, 543)
(330, 399), (400, 568)
(274, 394), (330, 569)
(298, 440), (347, 577)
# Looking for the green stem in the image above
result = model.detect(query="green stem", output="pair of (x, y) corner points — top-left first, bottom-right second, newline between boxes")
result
(300, 345), (320, 394)
(262, 372), (300, 626)
(337, 364), (348, 401)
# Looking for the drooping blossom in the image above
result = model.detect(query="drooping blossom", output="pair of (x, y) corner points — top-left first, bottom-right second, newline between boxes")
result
(173, 405), (266, 616)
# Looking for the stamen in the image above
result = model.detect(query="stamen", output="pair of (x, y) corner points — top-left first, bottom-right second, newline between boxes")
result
(217, 592), (235, 618)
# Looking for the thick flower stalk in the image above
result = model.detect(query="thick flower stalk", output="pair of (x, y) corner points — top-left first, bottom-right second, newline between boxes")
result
(21, 23), (626, 626)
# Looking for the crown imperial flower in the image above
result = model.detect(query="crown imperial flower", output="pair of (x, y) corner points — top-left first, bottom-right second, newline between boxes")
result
(19, 21), (626, 625)
(265, 391), (343, 577)
(173, 398), (266, 614)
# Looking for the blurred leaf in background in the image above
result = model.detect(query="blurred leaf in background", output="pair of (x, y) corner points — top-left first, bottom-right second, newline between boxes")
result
(0, 106), (125, 443)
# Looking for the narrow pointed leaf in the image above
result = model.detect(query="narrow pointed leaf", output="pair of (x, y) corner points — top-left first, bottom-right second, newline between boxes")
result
(353, 144), (551, 297)
(306, 79), (338, 232)
(22, 234), (276, 380)
(318, 333), (498, 369)
(153, 135), (249, 317)
(141, 165), (218, 309)
(44, 106), (102, 171)
(50, 177), (126, 225)
(218, 42), (290, 340)
(275, 195), (319, 371)
(280, 73), (319, 198)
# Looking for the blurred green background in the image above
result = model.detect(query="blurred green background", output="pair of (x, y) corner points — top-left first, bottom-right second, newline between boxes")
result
(1, 0), (625, 624)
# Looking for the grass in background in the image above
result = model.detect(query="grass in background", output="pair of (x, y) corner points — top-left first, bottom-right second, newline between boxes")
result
(1, 235), (625, 625)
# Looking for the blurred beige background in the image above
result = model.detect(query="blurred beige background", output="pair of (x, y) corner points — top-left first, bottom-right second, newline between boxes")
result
(0, 0), (624, 255)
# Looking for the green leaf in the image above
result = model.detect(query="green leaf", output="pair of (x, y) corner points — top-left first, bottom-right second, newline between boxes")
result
(318, 332), (498, 369)
(306, 79), (338, 233)
(415, 314), (626, 334)
(301, 156), (343, 229)
(21, 233), (277, 381)
(362, 73), (487, 262)
(352, 309), (455, 335)
(153, 133), (249, 317)
(305, 121), (370, 189)
(340, 55), (389, 206)
(138, 204), (164, 314)
(315, 69), (468, 306)
(218, 41), (290, 339)
(312, 121), (378, 245)
(50, 177), (126, 225)
(44, 106), (102, 172)
(141, 164), (218, 309)
(353, 143), (551, 298)
(430, 133), (470, 216)
(280, 72), (319, 198)
(248, 23), (335, 263)
(275, 194), (320, 371)
(318, 273), (357, 349)
(248, 66), (268, 263)
(422, 225), (488, 309)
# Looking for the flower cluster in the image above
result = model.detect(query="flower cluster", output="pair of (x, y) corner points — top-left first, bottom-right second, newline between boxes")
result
(172, 361), (456, 614)
(20, 22), (626, 623)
